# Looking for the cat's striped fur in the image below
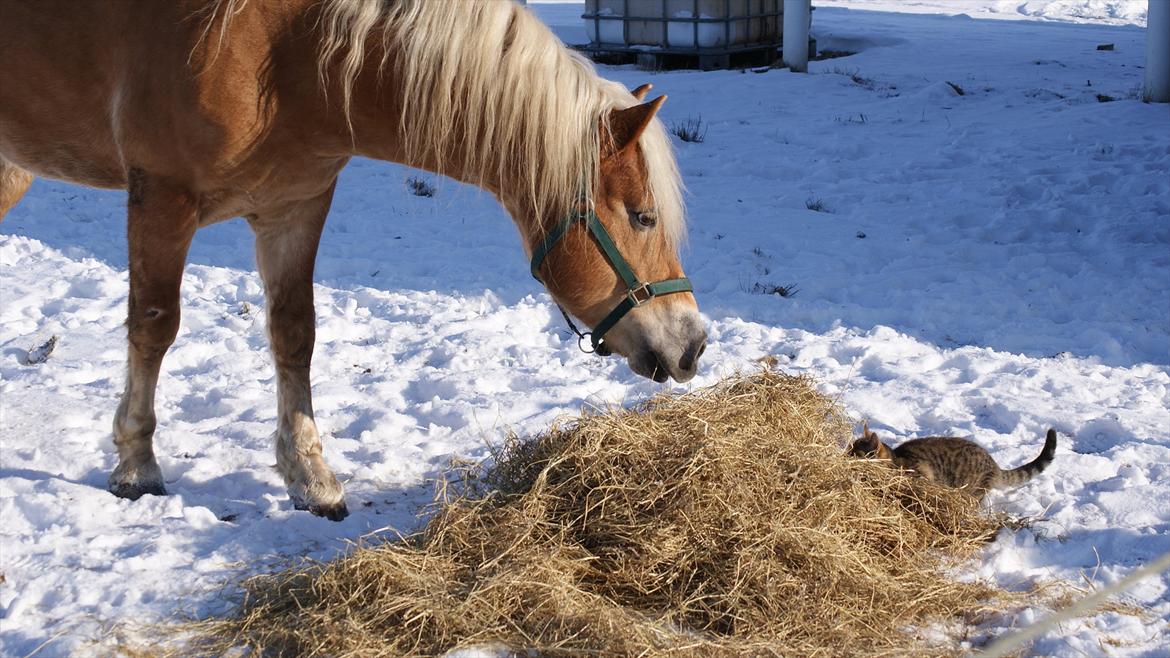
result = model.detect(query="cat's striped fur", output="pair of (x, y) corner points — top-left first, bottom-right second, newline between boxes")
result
(849, 424), (1057, 498)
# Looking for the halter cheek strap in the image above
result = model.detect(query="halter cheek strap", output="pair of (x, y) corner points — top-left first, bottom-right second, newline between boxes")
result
(530, 209), (693, 354)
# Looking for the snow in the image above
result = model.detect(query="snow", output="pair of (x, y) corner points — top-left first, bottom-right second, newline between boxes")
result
(2, 1), (1168, 656)
(812, 0), (1149, 26)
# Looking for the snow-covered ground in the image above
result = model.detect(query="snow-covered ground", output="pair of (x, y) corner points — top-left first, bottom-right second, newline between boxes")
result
(812, 0), (1149, 26)
(2, 2), (1168, 656)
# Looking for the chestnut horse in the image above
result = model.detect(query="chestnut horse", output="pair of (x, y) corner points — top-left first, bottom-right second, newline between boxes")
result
(0, 0), (706, 520)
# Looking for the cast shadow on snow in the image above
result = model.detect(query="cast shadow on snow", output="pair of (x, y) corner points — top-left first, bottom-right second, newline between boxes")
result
(0, 466), (111, 491)
(0, 448), (447, 540)
(1, 458), (448, 553)
(0, 464), (446, 658)
(5, 150), (1163, 368)
(182, 469), (444, 536)
(3, 345), (45, 366)
(1022, 525), (1170, 574)
(2, 177), (539, 303)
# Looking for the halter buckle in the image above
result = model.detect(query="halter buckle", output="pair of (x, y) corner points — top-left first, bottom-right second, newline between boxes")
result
(627, 282), (653, 307)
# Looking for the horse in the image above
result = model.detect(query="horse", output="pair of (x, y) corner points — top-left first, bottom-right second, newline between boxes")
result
(0, 0), (706, 521)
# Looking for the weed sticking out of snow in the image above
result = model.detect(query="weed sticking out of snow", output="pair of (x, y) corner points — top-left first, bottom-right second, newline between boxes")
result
(814, 49), (858, 61)
(407, 176), (436, 198)
(751, 282), (801, 298)
(826, 66), (876, 90)
(834, 113), (869, 125)
(670, 116), (707, 143)
(805, 196), (830, 213)
(22, 335), (58, 365)
(178, 372), (1027, 657)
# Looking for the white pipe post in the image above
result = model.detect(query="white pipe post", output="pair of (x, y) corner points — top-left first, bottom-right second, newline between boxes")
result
(1145, 0), (1170, 102)
(783, 0), (810, 72)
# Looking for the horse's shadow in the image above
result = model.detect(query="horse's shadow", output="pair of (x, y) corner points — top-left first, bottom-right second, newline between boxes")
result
(0, 466), (110, 489)
(4, 157), (1164, 368)
(1, 163), (540, 306)
(0, 459), (450, 658)
(0, 458), (445, 559)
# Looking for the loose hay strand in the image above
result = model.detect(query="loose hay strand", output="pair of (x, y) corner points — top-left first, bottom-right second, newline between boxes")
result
(188, 371), (1013, 657)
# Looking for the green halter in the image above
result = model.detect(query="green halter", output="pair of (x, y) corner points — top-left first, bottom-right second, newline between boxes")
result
(530, 208), (693, 354)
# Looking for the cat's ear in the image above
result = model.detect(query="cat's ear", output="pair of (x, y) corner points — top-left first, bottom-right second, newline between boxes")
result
(862, 421), (880, 442)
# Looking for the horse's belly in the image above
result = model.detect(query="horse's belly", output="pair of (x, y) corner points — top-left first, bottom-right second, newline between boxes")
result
(0, 132), (126, 190)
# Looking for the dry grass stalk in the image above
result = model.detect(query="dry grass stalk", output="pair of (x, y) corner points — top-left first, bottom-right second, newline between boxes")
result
(188, 371), (1012, 657)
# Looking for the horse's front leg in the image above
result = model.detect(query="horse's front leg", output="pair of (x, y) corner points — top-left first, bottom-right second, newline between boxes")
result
(249, 184), (347, 521)
(109, 170), (197, 499)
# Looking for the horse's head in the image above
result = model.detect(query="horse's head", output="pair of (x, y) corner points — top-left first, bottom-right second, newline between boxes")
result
(531, 86), (706, 383)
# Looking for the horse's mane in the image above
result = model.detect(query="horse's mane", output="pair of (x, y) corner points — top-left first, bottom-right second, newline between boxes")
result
(313, 0), (685, 246)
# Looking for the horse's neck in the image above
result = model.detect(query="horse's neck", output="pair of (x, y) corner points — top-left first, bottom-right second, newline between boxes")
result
(328, 23), (540, 228)
(337, 46), (505, 192)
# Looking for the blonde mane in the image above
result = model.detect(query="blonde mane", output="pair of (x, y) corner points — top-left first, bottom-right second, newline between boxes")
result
(315, 0), (685, 246)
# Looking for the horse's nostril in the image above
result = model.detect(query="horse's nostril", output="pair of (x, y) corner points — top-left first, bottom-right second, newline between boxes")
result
(679, 336), (707, 373)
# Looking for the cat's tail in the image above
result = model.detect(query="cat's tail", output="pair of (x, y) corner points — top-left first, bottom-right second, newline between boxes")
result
(995, 429), (1057, 488)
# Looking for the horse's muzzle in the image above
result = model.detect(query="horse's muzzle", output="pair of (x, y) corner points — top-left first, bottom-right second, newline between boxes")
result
(623, 310), (707, 383)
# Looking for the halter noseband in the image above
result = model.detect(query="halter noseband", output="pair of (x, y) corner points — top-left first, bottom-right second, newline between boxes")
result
(530, 208), (693, 354)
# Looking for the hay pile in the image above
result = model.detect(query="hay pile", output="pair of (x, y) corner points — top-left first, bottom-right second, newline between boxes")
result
(196, 371), (1008, 656)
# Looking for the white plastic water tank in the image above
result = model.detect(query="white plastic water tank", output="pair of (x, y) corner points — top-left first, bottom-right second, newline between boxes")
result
(583, 0), (781, 50)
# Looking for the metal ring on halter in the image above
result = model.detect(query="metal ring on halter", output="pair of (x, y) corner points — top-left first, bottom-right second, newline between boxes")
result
(577, 332), (595, 354)
(552, 303), (596, 354)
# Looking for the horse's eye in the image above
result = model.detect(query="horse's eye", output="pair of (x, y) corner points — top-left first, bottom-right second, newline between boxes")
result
(632, 209), (658, 228)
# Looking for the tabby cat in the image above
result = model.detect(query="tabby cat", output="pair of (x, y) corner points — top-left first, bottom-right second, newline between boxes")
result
(848, 424), (1057, 498)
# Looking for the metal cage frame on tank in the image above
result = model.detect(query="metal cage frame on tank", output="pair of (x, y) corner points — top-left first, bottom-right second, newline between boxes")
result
(578, 0), (811, 70)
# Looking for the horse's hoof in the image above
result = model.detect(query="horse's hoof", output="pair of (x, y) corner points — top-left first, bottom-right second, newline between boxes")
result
(296, 500), (349, 521)
(109, 480), (167, 500)
(109, 459), (166, 500)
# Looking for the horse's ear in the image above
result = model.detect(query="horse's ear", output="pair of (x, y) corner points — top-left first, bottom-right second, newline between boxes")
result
(606, 95), (666, 156)
(630, 83), (653, 100)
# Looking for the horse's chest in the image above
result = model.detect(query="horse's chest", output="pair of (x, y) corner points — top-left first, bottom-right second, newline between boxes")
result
(197, 153), (349, 225)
